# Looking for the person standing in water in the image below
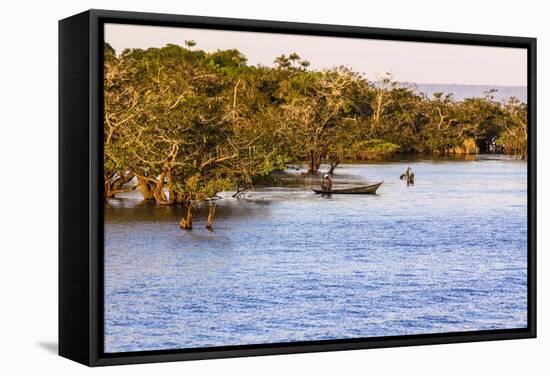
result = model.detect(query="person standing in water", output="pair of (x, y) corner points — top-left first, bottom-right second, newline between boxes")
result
(405, 167), (412, 181)
(321, 174), (333, 192)
(401, 166), (414, 185)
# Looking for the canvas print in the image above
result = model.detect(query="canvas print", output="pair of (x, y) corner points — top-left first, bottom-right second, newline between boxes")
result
(103, 23), (528, 353)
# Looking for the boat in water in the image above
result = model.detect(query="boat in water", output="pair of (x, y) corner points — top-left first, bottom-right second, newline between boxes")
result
(311, 181), (383, 195)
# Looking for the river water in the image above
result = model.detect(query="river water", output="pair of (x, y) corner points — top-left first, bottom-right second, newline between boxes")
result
(104, 155), (528, 353)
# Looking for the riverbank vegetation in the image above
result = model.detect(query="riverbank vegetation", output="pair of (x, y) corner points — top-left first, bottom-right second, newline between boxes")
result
(104, 42), (528, 228)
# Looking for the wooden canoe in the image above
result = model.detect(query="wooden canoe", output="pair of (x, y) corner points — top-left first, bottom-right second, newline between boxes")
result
(311, 181), (383, 194)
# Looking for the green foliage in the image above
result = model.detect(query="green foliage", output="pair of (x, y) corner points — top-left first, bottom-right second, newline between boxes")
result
(208, 49), (247, 73)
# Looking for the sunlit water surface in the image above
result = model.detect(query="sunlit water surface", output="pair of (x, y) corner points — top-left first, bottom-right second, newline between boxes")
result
(104, 156), (527, 352)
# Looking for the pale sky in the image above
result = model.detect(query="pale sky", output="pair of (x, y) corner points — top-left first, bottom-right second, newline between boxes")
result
(105, 23), (527, 86)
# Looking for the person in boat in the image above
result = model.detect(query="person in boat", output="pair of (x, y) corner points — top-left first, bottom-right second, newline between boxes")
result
(321, 174), (333, 192)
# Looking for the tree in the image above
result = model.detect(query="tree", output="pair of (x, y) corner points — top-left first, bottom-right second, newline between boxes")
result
(103, 44), (144, 198)
(184, 39), (196, 51)
(208, 49), (247, 72)
(274, 54), (291, 69)
(495, 98), (527, 158)
(278, 67), (363, 173)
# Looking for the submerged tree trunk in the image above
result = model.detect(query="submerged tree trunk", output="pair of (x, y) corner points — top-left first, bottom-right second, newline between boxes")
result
(307, 144), (328, 174)
(179, 206), (194, 230)
(307, 150), (323, 174)
(152, 170), (175, 205)
(153, 172), (167, 204)
(104, 171), (135, 199)
(308, 151), (315, 173)
(206, 203), (217, 230)
(232, 187), (248, 199)
(174, 192), (187, 205)
(328, 160), (339, 175)
(104, 174), (114, 199)
(137, 176), (156, 200)
(135, 171), (175, 205)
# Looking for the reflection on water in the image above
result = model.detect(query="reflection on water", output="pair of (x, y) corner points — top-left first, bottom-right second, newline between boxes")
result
(104, 155), (528, 353)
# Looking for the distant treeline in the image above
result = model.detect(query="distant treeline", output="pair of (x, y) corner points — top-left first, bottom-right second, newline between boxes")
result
(407, 83), (527, 102)
(104, 42), (527, 227)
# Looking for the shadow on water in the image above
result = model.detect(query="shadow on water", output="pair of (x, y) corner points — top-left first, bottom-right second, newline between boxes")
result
(105, 195), (274, 224)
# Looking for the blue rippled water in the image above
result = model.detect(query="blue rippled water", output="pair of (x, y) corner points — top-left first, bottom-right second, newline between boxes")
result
(104, 156), (527, 353)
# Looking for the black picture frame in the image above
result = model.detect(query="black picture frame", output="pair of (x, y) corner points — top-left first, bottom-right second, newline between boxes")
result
(59, 9), (537, 367)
